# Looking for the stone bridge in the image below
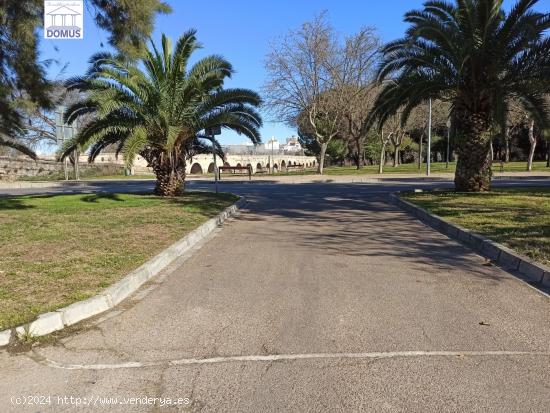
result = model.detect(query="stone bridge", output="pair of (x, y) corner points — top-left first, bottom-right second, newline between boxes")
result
(85, 152), (317, 175)
(186, 154), (317, 175)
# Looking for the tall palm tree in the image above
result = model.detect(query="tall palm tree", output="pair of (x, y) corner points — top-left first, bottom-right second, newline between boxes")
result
(369, 0), (550, 191)
(62, 30), (262, 196)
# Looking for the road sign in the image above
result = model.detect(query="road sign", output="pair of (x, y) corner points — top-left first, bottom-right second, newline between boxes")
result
(205, 126), (221, 136)
(55, 106), (78, 145)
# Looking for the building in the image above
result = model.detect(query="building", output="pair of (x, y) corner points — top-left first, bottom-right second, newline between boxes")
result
(263, 138), (280, 151)
(281, 136), (302, 153)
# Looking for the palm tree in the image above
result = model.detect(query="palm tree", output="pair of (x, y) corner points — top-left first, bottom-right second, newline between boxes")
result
(369, 0), (550, 191)
(62, 30), (262, 196)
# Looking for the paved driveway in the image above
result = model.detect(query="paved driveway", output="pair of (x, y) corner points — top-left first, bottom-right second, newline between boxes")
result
(0, 181), (549, 412)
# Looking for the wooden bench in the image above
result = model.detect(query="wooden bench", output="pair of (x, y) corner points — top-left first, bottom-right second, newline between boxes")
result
(286, 163), (305, 171)
(219, 166), (252, 181)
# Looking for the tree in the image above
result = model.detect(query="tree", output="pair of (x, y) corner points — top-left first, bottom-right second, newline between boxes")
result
(369, 0), (550, 191)
(503, 98), (547, 170)
(0, 0), (170, 157)
(264, 14), (378, 174)
(340, 84), (380, 169)
(62, 31), (262, 196)
(86, 0), (171, 59)
(334, 29), (380, 169)
(527, 118), (538, 171)
(0, 0), (51, 158)
(325, 138), (348, 166)
(376, 113), (406, 173)
(503, 101), (527, 162)
(405, 100), (451, 167)
(264, 13), (337, 174)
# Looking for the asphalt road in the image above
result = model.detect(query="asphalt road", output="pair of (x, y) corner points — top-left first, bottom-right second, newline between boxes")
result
(0, 179), (549, 412)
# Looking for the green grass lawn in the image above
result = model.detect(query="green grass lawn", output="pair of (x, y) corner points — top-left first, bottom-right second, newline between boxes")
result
(269, 161), (549, 177)
(318, 161), (549, 176)
(402, 188), (550, 267)
(0, 192), (238, 330)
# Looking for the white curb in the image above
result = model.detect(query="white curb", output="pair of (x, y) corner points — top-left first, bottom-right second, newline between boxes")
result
(58, 295), (111, 327)
(15, 312), (64, 338)
(0, 196), (246, 346)
(0, 330), (10, 346)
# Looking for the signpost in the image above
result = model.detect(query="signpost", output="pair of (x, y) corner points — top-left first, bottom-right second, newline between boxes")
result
(205, 126), (222, 194)
(55, 106), (79, 180)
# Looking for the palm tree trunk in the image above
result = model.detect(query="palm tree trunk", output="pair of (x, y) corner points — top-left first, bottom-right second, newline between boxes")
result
(150, 152), (186, 196)
(155, 167), (186, 196)
(454, 112), (492, 192)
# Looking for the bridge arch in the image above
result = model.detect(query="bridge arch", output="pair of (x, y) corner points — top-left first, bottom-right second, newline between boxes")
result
(207, 162), (215, 173)
(190, 163), (203, 175)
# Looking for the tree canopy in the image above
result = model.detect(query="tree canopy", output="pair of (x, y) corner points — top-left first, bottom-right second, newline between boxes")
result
(368, 0), (550, 191)
(62, 31), (262, 196)
(0, 0), (170, 157)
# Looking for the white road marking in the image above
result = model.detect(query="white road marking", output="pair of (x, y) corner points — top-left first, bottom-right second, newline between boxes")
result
(31, 350), (550, 370)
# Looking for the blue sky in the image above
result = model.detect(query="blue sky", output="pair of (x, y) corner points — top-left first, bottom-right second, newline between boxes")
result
(40, 0), (550, 147)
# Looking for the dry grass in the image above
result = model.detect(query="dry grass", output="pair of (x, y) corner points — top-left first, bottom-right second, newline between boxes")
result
(0, 192), (238, 330)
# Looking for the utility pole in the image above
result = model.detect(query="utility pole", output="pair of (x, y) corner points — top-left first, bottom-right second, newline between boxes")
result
(271, 138), (275, 175)
(427, 98), (432, 176)
(446, 117), (451, 169)
(212, 144), (218, 194)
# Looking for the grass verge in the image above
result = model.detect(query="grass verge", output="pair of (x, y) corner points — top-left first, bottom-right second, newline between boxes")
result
(316, 161), (550, 176)
(402, 187), (550, 267)
(0, 192), (238, 330)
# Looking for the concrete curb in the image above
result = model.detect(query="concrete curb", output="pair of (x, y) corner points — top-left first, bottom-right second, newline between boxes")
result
(0, 330), (11, 346)
(388, 193), (550, 291)
(0, 196), (246, 345)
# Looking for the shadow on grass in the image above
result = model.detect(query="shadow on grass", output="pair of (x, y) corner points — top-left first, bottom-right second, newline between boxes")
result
(0, 197), (35, 210)
(164, 191), (239, 216)
(81, 193), (124, 203)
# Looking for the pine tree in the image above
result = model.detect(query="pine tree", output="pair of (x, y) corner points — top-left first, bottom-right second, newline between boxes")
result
(0, 0), (171, 157)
